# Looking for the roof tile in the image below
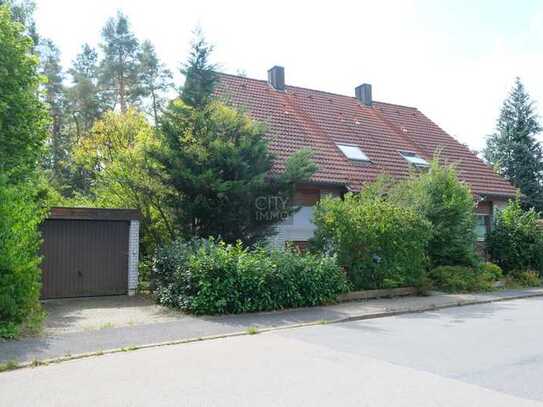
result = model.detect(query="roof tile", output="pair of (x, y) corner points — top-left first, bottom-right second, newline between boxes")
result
(215, 73), (517, 197)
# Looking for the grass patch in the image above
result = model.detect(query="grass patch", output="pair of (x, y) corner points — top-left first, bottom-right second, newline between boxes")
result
(246, 326), (258, 335)
(0, 360), (19, 373)
(30, 359), (47, 368)
(99, 322), (115, 330)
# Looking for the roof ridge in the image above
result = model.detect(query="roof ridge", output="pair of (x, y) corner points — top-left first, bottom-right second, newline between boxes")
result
(215, 71), (419, 109)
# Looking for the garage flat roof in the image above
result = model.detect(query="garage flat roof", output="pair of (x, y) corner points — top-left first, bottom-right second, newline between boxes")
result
(48, 207), (141, 221)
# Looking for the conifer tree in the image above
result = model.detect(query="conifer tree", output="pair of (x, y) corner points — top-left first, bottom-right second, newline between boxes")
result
(137, 40), (172, 126)
(484, 78), (543, 211)
(67, 43), (103, 138)
(99, 11), (140, 113)
(153, 33), (317, 245)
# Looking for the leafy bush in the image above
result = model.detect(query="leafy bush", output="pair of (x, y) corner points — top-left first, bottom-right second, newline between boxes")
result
(507, 271), (541, 288)
(480, 262), (503, 281)
(152, 238), (349, 314)
(389, 157), (478, 268)
(312, 192), (432, 290)
(429, 265), (496, 293)
(487, 198), (543, 275)
(0, 177), (45, 338)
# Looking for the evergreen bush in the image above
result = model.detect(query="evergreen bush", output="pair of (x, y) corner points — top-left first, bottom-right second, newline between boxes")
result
(153, 238), (348, 314)
(312, 193), (432, 290)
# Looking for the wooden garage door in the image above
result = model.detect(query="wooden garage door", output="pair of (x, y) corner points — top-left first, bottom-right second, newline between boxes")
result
(40, 220), (129, 299)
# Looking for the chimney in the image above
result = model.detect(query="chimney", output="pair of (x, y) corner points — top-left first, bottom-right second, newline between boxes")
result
(355, 83), (372, 106)
(268, 66), (285, 91)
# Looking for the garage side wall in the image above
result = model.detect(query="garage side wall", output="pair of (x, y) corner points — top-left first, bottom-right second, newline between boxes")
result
(128, 220), (140, 296)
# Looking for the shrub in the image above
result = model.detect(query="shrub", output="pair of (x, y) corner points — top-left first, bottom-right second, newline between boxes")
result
(487, 198), (543, 275)
(480, 262), (503, 281)
(0, 177), (45, 338)
(389, 157), (478, 268)
(508, 271), (541, 288)
(312, 192), (432, 290)
(429, 265), (496, 293)
(152, 238), (349, 314)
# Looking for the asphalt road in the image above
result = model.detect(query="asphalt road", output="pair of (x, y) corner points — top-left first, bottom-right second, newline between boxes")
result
(2, 297), (543, 406)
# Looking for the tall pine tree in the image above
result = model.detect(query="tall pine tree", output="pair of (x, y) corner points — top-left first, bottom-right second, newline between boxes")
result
(39, 39), (71, 189)
(67, 43), (103, 138)
(484, 78), (543, 211)
(99, 11), (140, 113)
(137, 40), (172, 126)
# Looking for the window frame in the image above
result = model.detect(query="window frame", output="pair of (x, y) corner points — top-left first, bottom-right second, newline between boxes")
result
(475, 213), (490, 241)
(399, 150), (429, 168)
(336, 143), (370, 162)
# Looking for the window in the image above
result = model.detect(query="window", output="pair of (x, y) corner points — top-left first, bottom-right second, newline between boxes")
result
(337, 144), (370, 162)
(475, 214), (489, 241)
(400, 151), (429, 168)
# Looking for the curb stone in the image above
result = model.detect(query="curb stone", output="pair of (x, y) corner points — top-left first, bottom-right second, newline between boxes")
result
(2, 290), (543, 373)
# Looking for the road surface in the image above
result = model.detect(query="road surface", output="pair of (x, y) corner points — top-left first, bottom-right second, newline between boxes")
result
(2, 297), (543, 406)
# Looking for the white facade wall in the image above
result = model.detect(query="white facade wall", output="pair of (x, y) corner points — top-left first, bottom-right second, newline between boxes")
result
(270, 206), (316, 248)
(128, 219), (140, 295)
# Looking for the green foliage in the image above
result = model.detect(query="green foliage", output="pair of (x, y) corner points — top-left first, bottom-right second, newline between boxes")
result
(155, 98), (316, 245)
(0, 0), (38, 45)
(72, 109), (173, 257)
(137, 40), (172, 126)
(180, 29), (217, 109)
(506, 271), (541, 288)
(484, 78), (543, 211)
(67, 43), (103, 135)
(480, 262), (503, 281)
(0, 177), (45, 338)
(390, 157), (478, 268)
(0, 6), (49, 181)
(487, 198), (543, 275)
(152, 238), (349, 315)
(99, 11), (140, 112)
(312, 191), (432, 290)
(429, 266), (496, 293)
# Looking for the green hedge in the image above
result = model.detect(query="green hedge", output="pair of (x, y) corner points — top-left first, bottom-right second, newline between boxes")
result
(0, 177), (45, 338)
(429, 265), (497, 293)
(152, 239), (349, 314)
(312, 193), (432, 290)
(487, 198), (543, 275)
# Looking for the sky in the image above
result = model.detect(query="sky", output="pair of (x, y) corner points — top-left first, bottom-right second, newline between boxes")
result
(34, 0), (543, 152)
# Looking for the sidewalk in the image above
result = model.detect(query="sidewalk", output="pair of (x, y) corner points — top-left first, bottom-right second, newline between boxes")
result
(2, 288), (543, 365)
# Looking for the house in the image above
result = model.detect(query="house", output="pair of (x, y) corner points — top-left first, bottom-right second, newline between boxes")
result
(215, 66), (517, 248)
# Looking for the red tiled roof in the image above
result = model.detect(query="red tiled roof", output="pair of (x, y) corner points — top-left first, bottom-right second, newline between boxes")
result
(215, 73), (517, 197)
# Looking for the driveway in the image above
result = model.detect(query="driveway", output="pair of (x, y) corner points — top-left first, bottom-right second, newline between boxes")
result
(42, 296), (184, 335)
(2, 297), (543, 406)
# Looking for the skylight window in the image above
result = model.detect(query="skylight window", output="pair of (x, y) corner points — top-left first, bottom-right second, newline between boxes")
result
(337, 144), (370, 162)
(400, 151), (429, 167)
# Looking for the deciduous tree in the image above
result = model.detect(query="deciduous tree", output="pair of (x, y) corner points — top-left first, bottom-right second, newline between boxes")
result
(0, 5), (48, 181)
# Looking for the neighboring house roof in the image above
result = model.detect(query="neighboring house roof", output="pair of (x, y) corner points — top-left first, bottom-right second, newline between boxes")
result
(214, 71), (517, 198)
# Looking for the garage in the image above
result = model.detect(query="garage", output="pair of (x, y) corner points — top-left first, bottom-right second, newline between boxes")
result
(40, 208), (140, 299)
